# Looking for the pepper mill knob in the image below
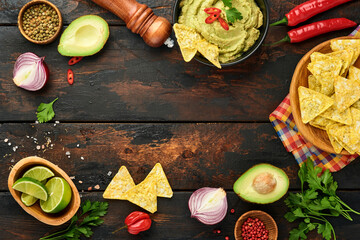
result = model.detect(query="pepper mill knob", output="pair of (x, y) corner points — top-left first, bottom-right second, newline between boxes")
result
(91, 0), (172, 47)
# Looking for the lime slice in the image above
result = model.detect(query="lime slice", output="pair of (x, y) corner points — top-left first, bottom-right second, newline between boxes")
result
(40, 177), (72, 213)
(12, 177), (48, 201)
(20, 180), (47, 206)
(21, 193), (38, 206)
(23, 166), (54, 181)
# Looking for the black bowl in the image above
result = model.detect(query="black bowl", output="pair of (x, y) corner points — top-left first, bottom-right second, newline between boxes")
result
(172, 0), (270, 67)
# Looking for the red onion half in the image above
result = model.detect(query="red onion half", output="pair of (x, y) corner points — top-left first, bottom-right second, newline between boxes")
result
(13, 52), (49, 91)
(188, 187), (228, 225)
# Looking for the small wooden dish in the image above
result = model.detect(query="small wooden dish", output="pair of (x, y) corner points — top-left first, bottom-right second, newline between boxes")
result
(234, 210), (278, 240)
(290, 36), (360, 155)
(8, 156), (80, 226)
(18, 0), (63, 44)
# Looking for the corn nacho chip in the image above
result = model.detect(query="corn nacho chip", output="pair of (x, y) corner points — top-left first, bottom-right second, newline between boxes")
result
(330, 39), (360, 65)
(321, 95), (352, 125)
(326, 125), (344, 154)
(196, 39), (221, 69)
(350, 107), (360, 145)
(122, 178), (157, 213)
(173, 23), (202, 62)
(103, 166), (135, 200)
(144, 163), (173, 198)
(298, 86), (334, 124)
(308, 75), (321, 93)
(307, 53), (342, 77)
(326, 49), (354, 76)
(348, 66), (360, 82)
(310, 116), (335, 130)
(334, 76), (360, 112)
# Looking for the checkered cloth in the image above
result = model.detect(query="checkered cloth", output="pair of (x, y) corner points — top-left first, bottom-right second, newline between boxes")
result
(269, 26), (360, 172)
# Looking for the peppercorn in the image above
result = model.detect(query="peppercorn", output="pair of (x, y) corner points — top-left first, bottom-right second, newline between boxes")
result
(21, 3), (59, 41)
(241, 217), (269, 240)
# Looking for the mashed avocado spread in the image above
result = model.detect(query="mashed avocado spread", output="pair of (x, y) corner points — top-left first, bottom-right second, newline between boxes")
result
(178, 0), (263, 63)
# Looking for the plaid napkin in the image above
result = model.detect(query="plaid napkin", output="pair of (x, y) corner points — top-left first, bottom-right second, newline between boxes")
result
(269, 26), (360, 172)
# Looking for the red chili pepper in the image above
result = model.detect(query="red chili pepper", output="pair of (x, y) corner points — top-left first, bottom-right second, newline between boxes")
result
(67, 69), (74, 85)
(68, 57), (83, 66)
(271, 0), (352, 26)
(112, 211), (151, 235)
(204, 7), (221, 15)
(205, 13), (220, 24)
(272, 18), (357, 45)
(218, 17), (229, 31)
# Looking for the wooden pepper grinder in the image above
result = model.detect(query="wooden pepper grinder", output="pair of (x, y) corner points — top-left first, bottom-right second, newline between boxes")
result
(91, 0), (172, 47)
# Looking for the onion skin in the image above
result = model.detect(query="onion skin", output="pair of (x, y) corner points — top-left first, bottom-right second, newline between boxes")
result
(13, 52), (49, 91)
(188, 187), (228, 225)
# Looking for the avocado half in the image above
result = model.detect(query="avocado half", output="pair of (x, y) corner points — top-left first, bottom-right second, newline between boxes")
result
(58, 15), (109, 57)
(233, 163), (289, 204)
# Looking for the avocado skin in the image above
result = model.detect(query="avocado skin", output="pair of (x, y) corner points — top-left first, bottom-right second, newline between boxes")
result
(233, 163), (289, 204)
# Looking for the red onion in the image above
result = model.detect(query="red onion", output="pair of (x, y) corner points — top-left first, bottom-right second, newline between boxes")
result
(13, 52), (49, 91)
(188, 187), (227, 225)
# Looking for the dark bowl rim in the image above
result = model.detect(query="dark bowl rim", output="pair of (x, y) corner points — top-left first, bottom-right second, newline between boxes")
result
(172, 0), (270, 67)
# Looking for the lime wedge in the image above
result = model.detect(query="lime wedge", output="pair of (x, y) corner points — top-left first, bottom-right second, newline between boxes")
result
(23, 166), (54, 181)
(12, 177), (48, 201)
(40, 177), (72, 213)
(21, 193), (38, 206)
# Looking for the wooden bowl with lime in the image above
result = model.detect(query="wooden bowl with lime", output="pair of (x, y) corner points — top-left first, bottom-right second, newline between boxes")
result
(8, 156), (80, 226)
(290, 36), (360, 155)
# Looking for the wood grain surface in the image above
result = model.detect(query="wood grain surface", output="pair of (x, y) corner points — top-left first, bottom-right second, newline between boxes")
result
(1, 0), (360, 239)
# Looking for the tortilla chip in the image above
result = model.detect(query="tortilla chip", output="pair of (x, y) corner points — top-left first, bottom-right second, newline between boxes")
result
(350, 107), (360, 145)
(321, 95), (352, 125)
(318, 72), (336, 96)
(144, 163), (173, 198)
(122, 178), (157, 213)
(310, 115), (335, 130)
(348, 66), (360, 82)
(326, 125), (344, 154)
(196, 39), (221, 69)
(173, 23), (202, 62)
(334, 76), (360, 112)
(327, 120), (360, 154)
(330, 39), (360, 65)
(298, 86), (334, 124)
(308, 53), (342, 77)
(103, 166), (135, 200)
(326, 49), (354, 76)
(308, 75), (321, 93)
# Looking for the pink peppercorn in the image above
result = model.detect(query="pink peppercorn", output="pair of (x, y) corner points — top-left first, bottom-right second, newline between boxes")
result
(241, 217), (269, 240)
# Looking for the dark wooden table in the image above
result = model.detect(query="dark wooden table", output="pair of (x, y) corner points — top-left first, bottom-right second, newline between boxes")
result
(1, 0), (360, 239)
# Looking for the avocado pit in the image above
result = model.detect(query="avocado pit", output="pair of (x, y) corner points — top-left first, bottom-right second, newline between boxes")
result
(252, 172), (277, 195)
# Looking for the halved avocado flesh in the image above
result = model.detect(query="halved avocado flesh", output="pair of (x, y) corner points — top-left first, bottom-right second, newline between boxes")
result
(233, 164), (289, 204)
(58, 15), (109, 57)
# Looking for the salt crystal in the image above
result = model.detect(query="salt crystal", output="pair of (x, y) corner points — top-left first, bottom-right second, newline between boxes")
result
(107, 171), (112, 176)
(35, 121), (39, 124)
(70, 176), (75, 179)
(26, 136), (29, 138)
(77, 144), (80, 147)
(65, 151), (70, 155)
(79, 180), (83, 184)
(55, 121), (60, 124)
(81, 157), (84, 160)
(51, 144), (54, 147)
(68, 156), (71, 158)
(36, 145), (41, 150)
(48, 132), (50, 134)
(94, 185), (100, 190)
(53, 124), (56, 126)
(10, 159), (14, 163)
(8, 142), (11, 146)
(33, 138), (37, 141)
(12, 147), (16, 152)
(4, 139), (8, 143)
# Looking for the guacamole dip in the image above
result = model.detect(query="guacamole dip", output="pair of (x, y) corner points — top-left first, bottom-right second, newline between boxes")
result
(178, 0), (263, 63)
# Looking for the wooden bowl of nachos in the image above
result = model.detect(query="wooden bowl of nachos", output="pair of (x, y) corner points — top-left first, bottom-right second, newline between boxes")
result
(290, 36), (360, 155)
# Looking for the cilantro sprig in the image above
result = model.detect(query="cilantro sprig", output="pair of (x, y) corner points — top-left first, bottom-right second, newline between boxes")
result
(285, 159), (360, 240)
(221, 0), (242, 23)
(40, 200), (108, 240)
(36, 97), (58, 123)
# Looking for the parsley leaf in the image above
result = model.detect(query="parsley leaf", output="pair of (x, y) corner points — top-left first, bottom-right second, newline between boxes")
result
(225, 7), (242, 23)
(36, 98), (58, 123)
(222, 0), (232, 8)
(40, 200), (108, 240)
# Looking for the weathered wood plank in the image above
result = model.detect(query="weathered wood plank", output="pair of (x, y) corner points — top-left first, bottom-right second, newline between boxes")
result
(2, 24), (360, 122)
(1, 191), (360, 240)
(1, 123), (359, 191)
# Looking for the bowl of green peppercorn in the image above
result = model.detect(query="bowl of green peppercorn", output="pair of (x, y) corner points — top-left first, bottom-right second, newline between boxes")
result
(18, 0), (62, 44)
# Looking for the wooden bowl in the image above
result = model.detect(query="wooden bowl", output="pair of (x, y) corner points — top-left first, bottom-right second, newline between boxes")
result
(8, 156), (80, 226)
(18, 0), (63, 44)
(290, 36), (360, 155)
(234, 210), (278, 240)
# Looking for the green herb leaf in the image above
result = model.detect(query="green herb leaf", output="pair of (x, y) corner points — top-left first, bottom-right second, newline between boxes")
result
(40, 200), (108, 240)
(289, 222), (309, 240)
(225, 7), (242, 23)
(222, 0), (232, 8)
(36, 98), (58, 123)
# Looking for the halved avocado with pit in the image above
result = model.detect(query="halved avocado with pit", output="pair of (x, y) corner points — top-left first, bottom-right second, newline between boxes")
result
(58, 15), (109, 57)
(233, 163), (289, 204)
